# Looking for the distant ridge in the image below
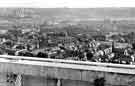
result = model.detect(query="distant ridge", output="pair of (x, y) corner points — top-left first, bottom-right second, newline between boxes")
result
(0, 8), (135, 19)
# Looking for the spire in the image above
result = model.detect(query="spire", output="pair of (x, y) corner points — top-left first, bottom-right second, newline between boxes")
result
(112, 41), (115, 52)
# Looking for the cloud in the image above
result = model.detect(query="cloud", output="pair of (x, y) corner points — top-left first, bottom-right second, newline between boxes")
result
(0, 0), (134, 8)
(0, 0), (37, 7)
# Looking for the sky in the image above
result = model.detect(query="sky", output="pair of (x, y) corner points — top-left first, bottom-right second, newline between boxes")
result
(0, 0), (135, 8)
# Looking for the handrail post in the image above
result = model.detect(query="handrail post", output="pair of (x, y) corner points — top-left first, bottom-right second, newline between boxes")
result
(57, 79), (61, 86)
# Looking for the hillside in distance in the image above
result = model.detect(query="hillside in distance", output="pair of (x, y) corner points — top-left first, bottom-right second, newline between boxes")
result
(1, 8), (135, 19)
(0, 8), (135, 32)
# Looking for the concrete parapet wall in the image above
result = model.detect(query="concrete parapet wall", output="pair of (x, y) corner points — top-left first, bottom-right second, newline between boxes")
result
(0, 55), (134, 86)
